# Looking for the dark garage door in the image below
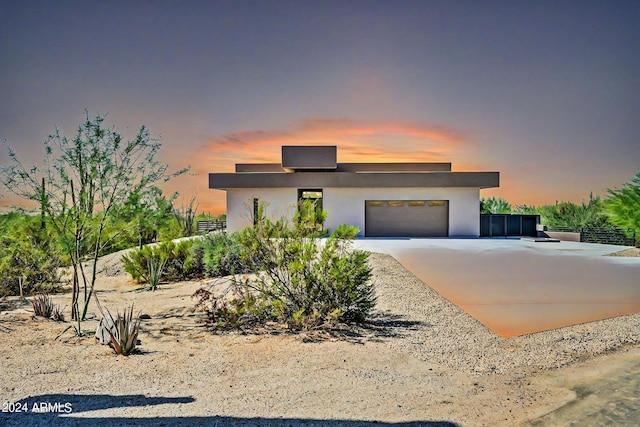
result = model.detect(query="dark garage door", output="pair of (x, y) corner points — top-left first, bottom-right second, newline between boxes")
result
(365, 200), (449, 237)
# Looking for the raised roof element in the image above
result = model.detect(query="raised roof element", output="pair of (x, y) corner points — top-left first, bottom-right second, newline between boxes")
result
(281, 146), (337, 171)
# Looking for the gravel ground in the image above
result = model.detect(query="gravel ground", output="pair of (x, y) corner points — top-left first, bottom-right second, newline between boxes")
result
(368, 253), (640, 375)
(1, 250), (638, 426)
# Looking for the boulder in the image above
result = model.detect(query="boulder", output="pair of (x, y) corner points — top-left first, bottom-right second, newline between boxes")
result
(95, 315), (116, 345)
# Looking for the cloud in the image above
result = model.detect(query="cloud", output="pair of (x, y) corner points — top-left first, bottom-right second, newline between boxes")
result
(189, 118), (471, 212)
(195, 117), (468, 167)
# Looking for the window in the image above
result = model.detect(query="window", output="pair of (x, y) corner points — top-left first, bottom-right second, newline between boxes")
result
(408, 201), (425, 207)
(428, 200), (446, 207)
(300, 190), (322, 199)
(366, 201), (383, 207)
(253, 198), (259, 226)
(297, 189), (323, 225)
(387, 201), (404, 207)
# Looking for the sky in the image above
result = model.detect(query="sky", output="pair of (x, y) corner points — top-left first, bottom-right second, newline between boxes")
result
(1, 0), (638, 214)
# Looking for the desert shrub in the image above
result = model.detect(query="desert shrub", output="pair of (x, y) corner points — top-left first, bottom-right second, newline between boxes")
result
(193, 285), (265, 329)
(0, 227), (63, 297)
(293, 198), (328, 237)
(30, 294), (54, 317)
(194, 205), (375, 330)
(51, 304), (65, 322)
(122, 239), (203, 284)
(201, 232), (245, 277)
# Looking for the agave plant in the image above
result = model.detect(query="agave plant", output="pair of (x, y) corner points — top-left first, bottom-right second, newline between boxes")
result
(146, 256), (167, 291)
(103, 304), (142, 356)
(30, 293), (54, 318)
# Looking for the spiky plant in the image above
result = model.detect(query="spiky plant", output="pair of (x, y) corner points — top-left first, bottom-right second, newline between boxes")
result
(104, 305), (142, 356)
(146, 256), (167, 291)
(30, 293), (54, 318)
(51, 304), (65, 322)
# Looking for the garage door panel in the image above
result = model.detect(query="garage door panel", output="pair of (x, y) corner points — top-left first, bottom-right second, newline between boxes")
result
(365, 200), (448, 237)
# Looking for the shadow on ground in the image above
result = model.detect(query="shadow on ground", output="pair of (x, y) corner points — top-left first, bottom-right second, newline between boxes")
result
(1, 393), (459, 426)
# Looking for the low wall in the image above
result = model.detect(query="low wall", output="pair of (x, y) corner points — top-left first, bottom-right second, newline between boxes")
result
(544, 231), (581, 242)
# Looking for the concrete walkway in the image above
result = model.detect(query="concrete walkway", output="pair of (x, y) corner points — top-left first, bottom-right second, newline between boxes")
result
(354, 238), (640, 337)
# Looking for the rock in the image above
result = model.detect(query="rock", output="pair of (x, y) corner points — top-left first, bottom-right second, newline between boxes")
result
(95, 315), (116, 345)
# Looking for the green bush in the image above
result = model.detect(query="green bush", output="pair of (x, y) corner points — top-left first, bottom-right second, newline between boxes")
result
(605, 171), (640, 241)
(0, 219), (63, 297)
(121, 239), (203, 284)
(537, 195), (610, 228)
(194, 204), (376, 330)
(201, 232), (245, 277)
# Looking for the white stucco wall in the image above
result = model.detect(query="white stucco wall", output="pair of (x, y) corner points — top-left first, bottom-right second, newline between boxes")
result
(226, 186), (481, 237)
(323, 187), (480, 237)
(226, 188), (298, 232)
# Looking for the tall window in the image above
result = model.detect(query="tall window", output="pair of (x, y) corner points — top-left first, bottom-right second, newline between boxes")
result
(297, 189), (323, 228)
(253, 198), (259, 226)
(298, 189), (323, 211)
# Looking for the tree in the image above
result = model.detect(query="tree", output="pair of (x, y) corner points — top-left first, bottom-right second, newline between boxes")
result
(0, 112), (189, 334)
(115, 189), (175, 249)
(605, 171), (640, 240)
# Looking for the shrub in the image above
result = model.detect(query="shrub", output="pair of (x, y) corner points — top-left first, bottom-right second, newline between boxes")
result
(146, 256), (167, 291)
(605, 171), (640, 241)
(0, 224), (63, 297)
(193, 284), (263, 329)
(122, 239), (203, 284)
(194, 204), (375, 330)
(30, 294), (54, 318)
(51, 304), (65, 322)
(201, 232), (245, 277)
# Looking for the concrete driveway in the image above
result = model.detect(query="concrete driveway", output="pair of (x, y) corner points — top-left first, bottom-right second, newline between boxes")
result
(353, 238), (640, 337)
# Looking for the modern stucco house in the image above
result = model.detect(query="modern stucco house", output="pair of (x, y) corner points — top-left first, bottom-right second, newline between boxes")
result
(209, 146), (499, 237)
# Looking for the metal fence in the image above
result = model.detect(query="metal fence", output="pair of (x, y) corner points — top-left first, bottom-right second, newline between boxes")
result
(196, 219), (227, 234)
(546, 226), (636, 247)
(480, 214), (540, 237)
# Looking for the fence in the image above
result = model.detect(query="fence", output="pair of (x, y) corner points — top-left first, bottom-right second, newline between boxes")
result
(196, 219), (227, 234)
(546, 226), (636, 247)
(480, 214), (540, 237)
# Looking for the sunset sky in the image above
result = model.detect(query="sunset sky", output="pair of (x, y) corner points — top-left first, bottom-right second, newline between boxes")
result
(1, 1), (638, 215)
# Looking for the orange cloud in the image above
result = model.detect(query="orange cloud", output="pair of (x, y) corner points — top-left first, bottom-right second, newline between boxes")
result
(190, 118), (472, 213)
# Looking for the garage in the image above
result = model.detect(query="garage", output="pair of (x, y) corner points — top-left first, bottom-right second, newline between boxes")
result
(365, 200), (449, 237)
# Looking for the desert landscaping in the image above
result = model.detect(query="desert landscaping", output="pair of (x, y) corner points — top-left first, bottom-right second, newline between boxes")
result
(1, 249), (639, 426)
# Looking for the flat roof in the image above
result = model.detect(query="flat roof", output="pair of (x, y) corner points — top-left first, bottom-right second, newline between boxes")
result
(236, 162), (453, 173)
(209, 171), (499, 189)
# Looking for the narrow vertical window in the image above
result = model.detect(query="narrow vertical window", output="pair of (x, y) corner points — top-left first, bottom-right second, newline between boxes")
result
(253, 198), (259, 227)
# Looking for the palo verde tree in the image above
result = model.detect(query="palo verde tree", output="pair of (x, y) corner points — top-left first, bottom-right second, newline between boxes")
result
(0, 112), (189, 334)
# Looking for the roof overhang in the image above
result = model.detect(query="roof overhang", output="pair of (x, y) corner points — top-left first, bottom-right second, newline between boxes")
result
(209, 171), (500, 190)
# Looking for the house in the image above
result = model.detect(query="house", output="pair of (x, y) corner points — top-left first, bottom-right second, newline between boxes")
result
(209, 146), (499, 237)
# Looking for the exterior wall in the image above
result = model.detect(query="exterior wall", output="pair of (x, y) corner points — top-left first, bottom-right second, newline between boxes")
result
(226, 186), (481, 237)
(544, 231), (581, 242)
(323, 187), (480, 237)
(226, 188), (298, 232)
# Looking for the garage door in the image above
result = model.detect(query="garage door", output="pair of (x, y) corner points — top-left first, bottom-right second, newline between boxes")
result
(365, 200), (449, 237)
